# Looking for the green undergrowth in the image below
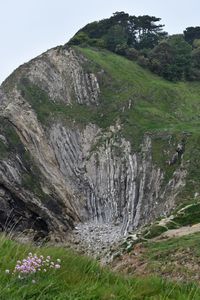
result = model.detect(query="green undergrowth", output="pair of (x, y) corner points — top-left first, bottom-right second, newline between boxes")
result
(0, 234), (199, 299)
(142, 232), (200, 282)
(145, 232), (200, 260)
(18, 78), (97, 126)
(142, 224), (168, 239)
(144, 200), (200, 238)
(168, 201), (200, 228)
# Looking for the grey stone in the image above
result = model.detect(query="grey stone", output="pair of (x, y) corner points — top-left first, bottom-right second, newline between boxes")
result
(0, 46), (187, 253)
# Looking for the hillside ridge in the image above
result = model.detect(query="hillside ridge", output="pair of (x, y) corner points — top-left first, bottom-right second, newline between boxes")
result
(0, 45), (200, 252)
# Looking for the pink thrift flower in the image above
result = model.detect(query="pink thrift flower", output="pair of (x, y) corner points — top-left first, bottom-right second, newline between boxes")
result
(55, 264), (61, 269)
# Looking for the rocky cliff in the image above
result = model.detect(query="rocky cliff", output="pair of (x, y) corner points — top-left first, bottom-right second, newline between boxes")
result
(0, 46), (189, 244)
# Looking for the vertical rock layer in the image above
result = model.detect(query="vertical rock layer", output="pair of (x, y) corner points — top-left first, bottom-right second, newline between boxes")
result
(0, 46), (186, 241)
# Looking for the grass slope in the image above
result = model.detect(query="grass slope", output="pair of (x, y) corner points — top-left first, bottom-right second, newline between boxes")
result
(76, 47), (200, 200)
(77, 47), (200, 134)
(0, 234), (199, 300)
(113, 231), (200, 287)
(143, 232), (200, 283)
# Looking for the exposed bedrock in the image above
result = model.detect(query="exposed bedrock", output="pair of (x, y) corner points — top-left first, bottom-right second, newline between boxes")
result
(0, 46), (187, 242)
(50, 123), (186, 235)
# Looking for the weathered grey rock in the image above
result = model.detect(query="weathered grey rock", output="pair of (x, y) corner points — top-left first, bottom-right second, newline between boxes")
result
(0, 46), (187, 248)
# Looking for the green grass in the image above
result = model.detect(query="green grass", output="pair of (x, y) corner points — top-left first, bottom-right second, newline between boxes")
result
(115, 232), (200, 285)
(142, 232), (200, 283)
(146, 201), (200, 237)
(0, 235), (199, 299)
(145, 232), (200, 260)
(18, 78), (97, 126)
(142, 225), (168, 239)
(167, 202), (200, 228)
(77, 47), (200, 134)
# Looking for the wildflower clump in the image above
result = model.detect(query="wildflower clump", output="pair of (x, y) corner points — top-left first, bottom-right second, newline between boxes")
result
(11, 253), (61, 277)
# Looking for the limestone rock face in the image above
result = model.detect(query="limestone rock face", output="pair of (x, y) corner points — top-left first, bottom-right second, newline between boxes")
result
(0, 46), (186, 242)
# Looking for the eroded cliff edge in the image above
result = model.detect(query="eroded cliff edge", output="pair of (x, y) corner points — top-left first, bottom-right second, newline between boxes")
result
(0, 46), (187, 243)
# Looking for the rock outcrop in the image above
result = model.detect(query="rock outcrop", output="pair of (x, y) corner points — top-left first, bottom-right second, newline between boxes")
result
(0, 46), (187, 244)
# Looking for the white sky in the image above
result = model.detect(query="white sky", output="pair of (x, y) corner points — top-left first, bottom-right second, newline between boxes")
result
(1, 0), (200, 84)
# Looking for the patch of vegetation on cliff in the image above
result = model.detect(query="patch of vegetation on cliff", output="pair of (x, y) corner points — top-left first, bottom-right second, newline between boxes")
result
(180, 134), (200, 199)
(0, 117), (48, 201)
(19, 78), (97, 126)
(0, 118), (23, 159)
(139, 200), (200, 239)
(0, 140), (8, 159)
(151, 135), (177, 181)
(0, 234), (199, 299)
(169, 201), (200, 228)
(120, 201), (200, 259)
(21, 149), (48, 201)
(142, 224), (168, 239)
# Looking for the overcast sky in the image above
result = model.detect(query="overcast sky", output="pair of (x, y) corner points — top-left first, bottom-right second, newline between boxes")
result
(1, 0), (200, 84)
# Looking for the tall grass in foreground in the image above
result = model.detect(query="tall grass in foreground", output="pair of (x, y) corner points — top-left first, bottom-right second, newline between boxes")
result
(0, 234), (199, 299)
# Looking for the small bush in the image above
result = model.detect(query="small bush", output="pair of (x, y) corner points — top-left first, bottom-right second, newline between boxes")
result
(144, 225), (167, 239)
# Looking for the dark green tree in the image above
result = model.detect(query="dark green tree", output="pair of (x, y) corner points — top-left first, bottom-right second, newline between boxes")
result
(149, 40), (174, 78)
(149, 35), (192, 81)
(192, 47), (200, 68)
(168, 35), (192, 80)
(189, 47), (200, 80)
(184, 27), (200, 45)
(134, 15), (167, 49)
(69, 12), (167, 50)
(66, 12), (200, 82)
(104, 25), (128, 52)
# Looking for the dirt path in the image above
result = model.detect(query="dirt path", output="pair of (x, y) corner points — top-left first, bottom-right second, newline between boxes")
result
(159, 223), (200, 239)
